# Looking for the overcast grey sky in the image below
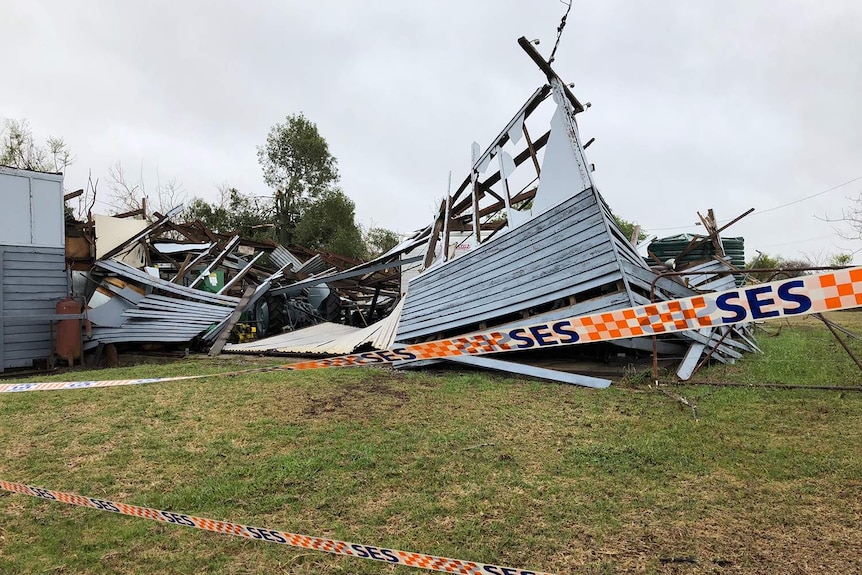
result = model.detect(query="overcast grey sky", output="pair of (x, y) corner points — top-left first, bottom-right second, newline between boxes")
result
(2, 0), (861, 263)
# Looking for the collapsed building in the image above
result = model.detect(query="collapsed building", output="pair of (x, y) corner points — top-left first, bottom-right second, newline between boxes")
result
(223, 37), (758, 384)
(61, 209), (404, 359)
(2, 36), (758, 384)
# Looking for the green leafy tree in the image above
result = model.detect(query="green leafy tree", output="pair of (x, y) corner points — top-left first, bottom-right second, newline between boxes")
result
(1, 118), (92, 219)
(745, 252), (810, 282)
(1, 119), (73, 172)
(828, 253), (853, 267)
(746, 251), (780, 269)
(257, 114), (339, 244)
(293, 189), (365, 259)
(184, 197), (228, 231)
(184, 186), (275, 242)
(364, 227), (400, 259)
(612, 214), (647, 243)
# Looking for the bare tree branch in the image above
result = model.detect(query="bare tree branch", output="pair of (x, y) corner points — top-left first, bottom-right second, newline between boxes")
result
(105, 160), (186, 220)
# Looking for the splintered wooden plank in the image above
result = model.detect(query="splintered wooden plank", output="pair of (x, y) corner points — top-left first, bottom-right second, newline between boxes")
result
(677, 333), (709, 380)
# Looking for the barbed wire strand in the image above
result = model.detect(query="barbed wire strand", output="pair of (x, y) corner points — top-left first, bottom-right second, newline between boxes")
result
(548, 0), (573, 65)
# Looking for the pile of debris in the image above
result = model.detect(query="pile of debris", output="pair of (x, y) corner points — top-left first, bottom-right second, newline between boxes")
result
(60, 36), (760, 384)
(65, 206), (408, 359)
(220, 37), (759, 384)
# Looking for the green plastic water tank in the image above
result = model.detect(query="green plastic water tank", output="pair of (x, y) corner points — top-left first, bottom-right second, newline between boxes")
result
(647, 234), (745, 269)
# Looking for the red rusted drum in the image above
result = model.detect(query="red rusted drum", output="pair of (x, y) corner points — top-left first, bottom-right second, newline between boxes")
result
(56, 298), (82, 366)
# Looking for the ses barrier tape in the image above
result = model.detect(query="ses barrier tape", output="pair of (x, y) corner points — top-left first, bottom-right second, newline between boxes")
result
(3, 266), (862, 395)
(0, 480), (553, 575)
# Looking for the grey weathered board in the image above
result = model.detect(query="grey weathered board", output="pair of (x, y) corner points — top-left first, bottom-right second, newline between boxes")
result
(0, 246), (67, 370)
(397, 188), (647, 342)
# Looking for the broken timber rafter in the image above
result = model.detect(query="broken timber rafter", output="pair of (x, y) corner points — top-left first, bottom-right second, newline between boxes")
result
(171, 242), (220, 284)
(450, 130), (550, 218)
(449, 85), (551, 207)
(188, 236), (241, 289)
(423, 199), (447, 269)
(218, 251), (265, 295)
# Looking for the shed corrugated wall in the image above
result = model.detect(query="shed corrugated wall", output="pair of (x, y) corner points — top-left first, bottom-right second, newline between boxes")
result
(0, 246), (67, 370)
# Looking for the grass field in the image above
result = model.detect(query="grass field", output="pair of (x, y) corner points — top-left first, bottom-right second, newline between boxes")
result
(1, 312), (861, 574)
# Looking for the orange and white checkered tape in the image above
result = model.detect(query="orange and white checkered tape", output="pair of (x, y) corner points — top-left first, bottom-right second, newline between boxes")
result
(0, 480), (554, 575)
(3, 267), (862, 394)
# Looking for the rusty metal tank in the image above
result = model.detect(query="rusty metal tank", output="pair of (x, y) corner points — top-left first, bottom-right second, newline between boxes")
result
(56, 297), (82, 366)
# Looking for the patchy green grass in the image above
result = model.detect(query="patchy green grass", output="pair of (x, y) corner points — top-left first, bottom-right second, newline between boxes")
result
(697, 310), (862, 385)
(1, 315), (861, 574)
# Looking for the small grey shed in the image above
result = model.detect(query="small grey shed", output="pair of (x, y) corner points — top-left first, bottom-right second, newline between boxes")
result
(0, 165), (69, 371)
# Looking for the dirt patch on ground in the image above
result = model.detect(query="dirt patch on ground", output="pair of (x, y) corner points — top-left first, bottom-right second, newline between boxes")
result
(303, 378), (409, 420)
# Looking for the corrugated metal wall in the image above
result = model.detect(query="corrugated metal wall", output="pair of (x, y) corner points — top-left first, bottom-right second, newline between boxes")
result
(0, 246), (68, 370)
(0, 167), (68, 371)
(647, 234), (745, 269)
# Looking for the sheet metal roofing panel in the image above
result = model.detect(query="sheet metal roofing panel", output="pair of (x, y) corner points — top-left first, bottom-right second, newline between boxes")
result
(295, 254), (328, 275)
(85, 326), (214, 346)
(270, 245), (302, 271)
(369, 298), (404, 350)
(225, 322), (362, 355)
(95, 260), (239, 307)
(224, 299), (405, 356)
(87, 296), (134, 327)
(304, 297), (404, 354)
(83, 261), (239, 349)
(84, 292), (234, 347)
